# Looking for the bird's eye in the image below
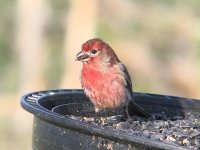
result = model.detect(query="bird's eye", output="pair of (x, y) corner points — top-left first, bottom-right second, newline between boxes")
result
(91, 49), (97, 54)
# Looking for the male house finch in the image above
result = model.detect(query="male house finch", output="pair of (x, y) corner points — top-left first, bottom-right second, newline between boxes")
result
(76, 38), (150, 118)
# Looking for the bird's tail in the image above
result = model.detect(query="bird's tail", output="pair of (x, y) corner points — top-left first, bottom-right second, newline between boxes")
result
(128, 100), (150, 118)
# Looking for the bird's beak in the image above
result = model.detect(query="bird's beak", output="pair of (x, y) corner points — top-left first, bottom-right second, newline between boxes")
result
(76, 51), (89, 62)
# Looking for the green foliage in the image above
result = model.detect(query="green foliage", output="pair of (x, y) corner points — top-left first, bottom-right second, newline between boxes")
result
(0, 0), (200, 93)
(43, 0), (67, 88)
(96, 23), (118, 41)
(0, 0), (16, 92)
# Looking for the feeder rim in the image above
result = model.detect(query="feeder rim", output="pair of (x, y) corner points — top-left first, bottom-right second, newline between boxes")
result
(21, 89), (196, 150)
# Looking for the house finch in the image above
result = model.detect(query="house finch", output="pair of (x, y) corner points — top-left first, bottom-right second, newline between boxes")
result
(76, 38), (150, 118)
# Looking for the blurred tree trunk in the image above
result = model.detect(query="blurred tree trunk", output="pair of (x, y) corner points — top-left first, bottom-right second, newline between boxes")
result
(60, 0), (98, 88)
(16, 0), (48, 93)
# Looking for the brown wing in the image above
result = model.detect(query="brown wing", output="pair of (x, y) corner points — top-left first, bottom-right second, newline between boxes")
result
(120, 63), (133, 98)
(121, 63), (150, 118)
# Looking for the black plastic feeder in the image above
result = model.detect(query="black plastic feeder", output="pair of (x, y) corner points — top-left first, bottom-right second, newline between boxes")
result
(20, 89), (200, 150)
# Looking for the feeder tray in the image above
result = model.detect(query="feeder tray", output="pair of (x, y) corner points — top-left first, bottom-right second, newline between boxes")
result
(20, 89), (200, 150)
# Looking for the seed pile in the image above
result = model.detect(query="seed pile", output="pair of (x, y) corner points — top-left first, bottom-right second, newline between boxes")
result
(67, 111), (200, 150)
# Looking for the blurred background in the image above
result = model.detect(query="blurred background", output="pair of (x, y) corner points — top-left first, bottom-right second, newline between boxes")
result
(1, 0), (200, 149)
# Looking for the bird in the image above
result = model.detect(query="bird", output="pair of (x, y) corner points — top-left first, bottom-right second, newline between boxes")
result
(76, 38), (150, 118)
